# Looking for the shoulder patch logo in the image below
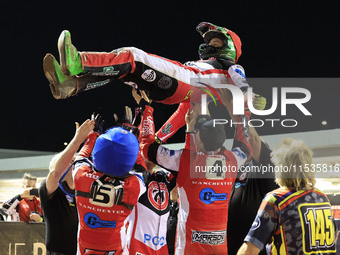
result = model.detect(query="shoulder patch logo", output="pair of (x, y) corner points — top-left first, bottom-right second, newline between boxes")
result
(141, 69), (156, 82)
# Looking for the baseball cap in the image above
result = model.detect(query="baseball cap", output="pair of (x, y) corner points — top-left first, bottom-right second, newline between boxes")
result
(92, 127), (139, 177)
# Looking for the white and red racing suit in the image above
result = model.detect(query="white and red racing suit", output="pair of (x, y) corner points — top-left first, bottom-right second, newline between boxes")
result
(73, 132), (146, 255)
(79, 47), (249, 105)
(127, 169), (176, 255)
(139, 105), (252, 255)
(155, 102), (190, 143)
(80, 47), (250, 145)
(126, 112), (177, 255)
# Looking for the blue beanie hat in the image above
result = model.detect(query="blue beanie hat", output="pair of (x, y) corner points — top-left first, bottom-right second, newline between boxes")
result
(92, 127), (139, 177)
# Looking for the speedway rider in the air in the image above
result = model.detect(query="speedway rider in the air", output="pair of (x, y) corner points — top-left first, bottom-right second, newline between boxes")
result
(43, 22), (265, 143)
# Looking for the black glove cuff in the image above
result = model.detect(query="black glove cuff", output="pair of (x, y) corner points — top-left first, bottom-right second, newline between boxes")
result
(139, 98), (150, 109)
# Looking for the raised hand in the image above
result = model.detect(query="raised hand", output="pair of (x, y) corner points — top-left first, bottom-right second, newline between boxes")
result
(91, 113), (105, 134)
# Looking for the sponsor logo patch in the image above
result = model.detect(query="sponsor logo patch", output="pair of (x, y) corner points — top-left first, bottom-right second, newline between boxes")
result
(157, 76), (172, 89)
(251, 217), (261, 230)
(234, 182), (246, 189)
(85, 79), (111, 90)
(199, 187), (227, 204)
(84, 212), (116, 229)
(103, 66), (119, 75)
(65, 194), (75, 204)
(141, 116), (154, 136)
(161, 123), (173, 135)
(141, 69), (156, 82)
(147, 181), (169, 211)
(235, 68), (246, 78)
(191, 230), (226, 245)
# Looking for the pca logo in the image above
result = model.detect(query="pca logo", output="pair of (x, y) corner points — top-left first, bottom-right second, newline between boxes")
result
(147, 181), (169, 210)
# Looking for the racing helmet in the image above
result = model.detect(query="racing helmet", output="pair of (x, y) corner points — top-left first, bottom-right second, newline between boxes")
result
(92, 127), (139, 177)
(196, 22), (242, 62)
(195, 115), (226, 151)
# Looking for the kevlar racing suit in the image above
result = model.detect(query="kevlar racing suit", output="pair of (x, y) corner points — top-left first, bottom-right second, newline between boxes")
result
(72, 131), (146, 255)
(78, 47), (248, 104)
(78, 48), (249, 144)
(127, 169), (176, 255)
(139, 105), (252, 255)
(155, 102), (190, 144)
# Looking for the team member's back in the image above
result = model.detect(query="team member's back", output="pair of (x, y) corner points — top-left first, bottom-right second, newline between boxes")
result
(140, 104), (252, 255)
(73, 127), (146, 254)
(238, 139), (338, 255)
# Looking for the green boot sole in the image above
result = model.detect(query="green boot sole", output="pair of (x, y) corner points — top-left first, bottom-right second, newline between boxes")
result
(58, 30), (85, 76)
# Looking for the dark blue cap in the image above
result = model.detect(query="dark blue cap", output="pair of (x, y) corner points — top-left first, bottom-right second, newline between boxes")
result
(92, 127), (139, 177)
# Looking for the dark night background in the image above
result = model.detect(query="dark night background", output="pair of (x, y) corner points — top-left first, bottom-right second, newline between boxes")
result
(0, 1), (339, 152)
